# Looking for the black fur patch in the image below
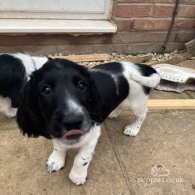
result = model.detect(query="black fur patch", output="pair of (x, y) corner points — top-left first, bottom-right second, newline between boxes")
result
(83, 162), (88, 166)
(92, 62), (123, 74)
(90, 63), (129, 123)
(0, 54), (27, 107)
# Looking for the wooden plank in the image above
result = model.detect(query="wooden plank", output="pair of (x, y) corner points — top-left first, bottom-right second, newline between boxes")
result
(49, 53), (112, 62)
(130, 54), (153, 63)
(148, 99), (195, 110)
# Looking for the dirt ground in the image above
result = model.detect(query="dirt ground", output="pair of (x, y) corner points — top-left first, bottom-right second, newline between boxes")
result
(0, 60), (194, 195)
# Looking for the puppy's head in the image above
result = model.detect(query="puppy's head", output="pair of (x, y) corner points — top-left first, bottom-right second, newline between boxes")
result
(17, 59), (96, 144)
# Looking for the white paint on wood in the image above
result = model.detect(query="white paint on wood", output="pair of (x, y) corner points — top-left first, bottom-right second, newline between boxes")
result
(0, 19), (117, 33)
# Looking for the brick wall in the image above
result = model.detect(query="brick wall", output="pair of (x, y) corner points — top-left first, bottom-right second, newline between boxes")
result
(113, 0), (195, 53)
(0, 0), (194, 55)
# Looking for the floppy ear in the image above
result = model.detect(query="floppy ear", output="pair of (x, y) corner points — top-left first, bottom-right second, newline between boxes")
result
(16, 74), (47, 138)
(86, 73), (102, 122)
(88, 78), (98, 109)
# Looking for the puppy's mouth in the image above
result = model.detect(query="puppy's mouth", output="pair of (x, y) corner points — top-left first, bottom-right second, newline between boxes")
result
(62, 129), (85, 140)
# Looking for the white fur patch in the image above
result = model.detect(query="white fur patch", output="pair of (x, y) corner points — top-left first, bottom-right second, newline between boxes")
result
(46, 139), (67, 172)
(58, 124), (101, 150)
(121, 61), (160, 88)
(12, 53), (48, 77)
(112, 62), (151, 136)
(69, 125), (101, 185)
(48, 125), (101, 185)
(0, 96), (17, 118)
(67, 98), (83, 114)
(31, 56), (48, 70)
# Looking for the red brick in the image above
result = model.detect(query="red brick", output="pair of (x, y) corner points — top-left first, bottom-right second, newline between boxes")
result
(115, 19), (134, 31)
(112, 4), (118, 17)
(133, 19), (171, 30)
(118, 0), (195, 4)
(153, 4), (174, 17)
(174, 19), (195, 29)
(173, 31), (195, 42)
(112, 32), (167, 43)
(116, 4), (152, 17)
(112, 31), (195, 44)
(133, 18), (195, 30)
(118, 0), (174, 3)
(153, 4), (195, 18)
(180, 0), (195, 4)
(178, 5), (195, 17)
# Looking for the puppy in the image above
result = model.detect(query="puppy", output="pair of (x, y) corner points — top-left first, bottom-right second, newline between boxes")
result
(0, 53), (48, 117)
(17, 59), (160, 185)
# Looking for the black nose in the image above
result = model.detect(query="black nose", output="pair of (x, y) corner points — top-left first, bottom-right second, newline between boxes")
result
(62, 114), (83, 130)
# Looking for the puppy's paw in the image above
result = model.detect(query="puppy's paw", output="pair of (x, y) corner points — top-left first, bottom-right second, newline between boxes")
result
(69, 170), (87, 185)
(46, 153), (65, 172)
(123, 125), (140, 137)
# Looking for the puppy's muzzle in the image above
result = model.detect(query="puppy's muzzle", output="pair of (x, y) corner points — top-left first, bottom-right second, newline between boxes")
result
(62, 114), (88, 139)
(62, 114), (84, 130)
(51, 109), (91, 139)
(63, 129), (85, 139)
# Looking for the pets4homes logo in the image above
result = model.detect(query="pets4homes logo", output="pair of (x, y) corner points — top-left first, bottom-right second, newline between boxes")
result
(135, 164), (184, 184)
(151, 164), (170, 177)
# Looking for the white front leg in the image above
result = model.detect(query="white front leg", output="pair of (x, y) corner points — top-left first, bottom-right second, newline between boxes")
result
(47, 139), (67, 172)
(69, 125), (101, 185)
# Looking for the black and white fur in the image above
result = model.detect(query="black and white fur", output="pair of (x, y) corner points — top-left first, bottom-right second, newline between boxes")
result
(0, 53), (48, 117)
(16, 59), (160, 185)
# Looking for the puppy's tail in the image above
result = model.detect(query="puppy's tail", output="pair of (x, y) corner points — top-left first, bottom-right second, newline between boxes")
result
(130, 73), (161, 88)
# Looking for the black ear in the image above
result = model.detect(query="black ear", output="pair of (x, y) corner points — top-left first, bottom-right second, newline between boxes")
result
(88, 78), (98, 109)
(16, 74), (47, 138)
(87, 74), (100, 117)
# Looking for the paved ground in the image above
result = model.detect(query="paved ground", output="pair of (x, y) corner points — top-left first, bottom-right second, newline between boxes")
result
(0, 60), (194, 195)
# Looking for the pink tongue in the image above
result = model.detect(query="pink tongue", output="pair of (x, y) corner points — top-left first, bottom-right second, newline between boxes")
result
(63, 129), (85, 138)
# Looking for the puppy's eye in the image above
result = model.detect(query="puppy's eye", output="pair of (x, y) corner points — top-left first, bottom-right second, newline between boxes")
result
(40, 85), (52, 96)
(77, 81), (87, 91)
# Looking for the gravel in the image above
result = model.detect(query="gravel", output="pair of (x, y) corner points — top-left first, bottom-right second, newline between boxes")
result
(79, 50), (188, 68)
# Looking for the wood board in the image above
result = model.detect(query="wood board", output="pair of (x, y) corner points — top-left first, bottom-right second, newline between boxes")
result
(148, 99), (195, 110)
(49, 54), (112, 62)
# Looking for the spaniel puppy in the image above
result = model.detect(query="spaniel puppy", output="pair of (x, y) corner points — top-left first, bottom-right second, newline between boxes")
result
(0, 53), (48, 117)
(17, 59), (160, 185)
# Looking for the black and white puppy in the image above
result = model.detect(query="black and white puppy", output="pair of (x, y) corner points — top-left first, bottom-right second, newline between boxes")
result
(0, 53), (48, 117)
(17, 59), (160, 185)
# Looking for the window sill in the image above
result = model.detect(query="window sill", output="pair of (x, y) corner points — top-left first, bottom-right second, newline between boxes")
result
(0, 19), (117, 34)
